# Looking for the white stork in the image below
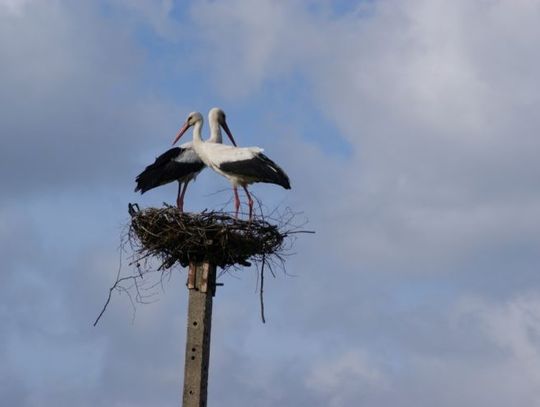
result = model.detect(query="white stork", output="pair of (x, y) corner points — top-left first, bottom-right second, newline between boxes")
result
(134, 108), (236, 211)
(173, 111), (291, 219)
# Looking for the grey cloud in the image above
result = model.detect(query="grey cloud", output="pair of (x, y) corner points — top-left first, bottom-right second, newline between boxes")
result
(107, 0), (182, 39)
(195, 0), (540, 277)
(183, 0), (540, 404)
(0, 2), (179, 197)
(3, 0), (540, 406)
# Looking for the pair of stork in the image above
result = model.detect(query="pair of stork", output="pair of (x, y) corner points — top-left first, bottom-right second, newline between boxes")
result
(135, 108), (291, 219)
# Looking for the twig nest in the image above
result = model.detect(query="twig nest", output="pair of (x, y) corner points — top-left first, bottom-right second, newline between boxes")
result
(129, 204), (286, 268)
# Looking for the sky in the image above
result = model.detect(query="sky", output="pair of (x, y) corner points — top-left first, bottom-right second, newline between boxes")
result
(1, 0), (540, 405)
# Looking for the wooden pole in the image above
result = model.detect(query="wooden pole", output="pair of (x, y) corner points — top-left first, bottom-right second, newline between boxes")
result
(182, 261), (217, 407)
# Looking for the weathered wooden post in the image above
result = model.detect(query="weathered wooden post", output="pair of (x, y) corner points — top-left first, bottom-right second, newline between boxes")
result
(182, 261), (217, 407)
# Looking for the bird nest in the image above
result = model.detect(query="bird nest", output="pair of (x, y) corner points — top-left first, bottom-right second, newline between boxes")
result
(128, 204), (287, 269)
(92, 204), (311, 326)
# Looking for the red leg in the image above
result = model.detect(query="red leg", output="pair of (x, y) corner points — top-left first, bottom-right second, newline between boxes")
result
(177, 181), (189, 212)
(233, 186), (241, 218)
(242, 185), (254, 220)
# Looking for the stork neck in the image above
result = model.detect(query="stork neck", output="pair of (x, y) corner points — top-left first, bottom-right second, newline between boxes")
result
(192, 120), (204, 145)
(208, 118), (222, 143)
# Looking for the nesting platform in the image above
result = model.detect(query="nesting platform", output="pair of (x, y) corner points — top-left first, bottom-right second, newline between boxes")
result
(128, 204), (286, 269)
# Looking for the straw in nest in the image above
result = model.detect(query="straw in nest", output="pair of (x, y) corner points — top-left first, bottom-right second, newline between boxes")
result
(128, 204), (287, 269)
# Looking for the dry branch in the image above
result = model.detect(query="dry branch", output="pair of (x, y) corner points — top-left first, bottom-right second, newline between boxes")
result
(128, 204), (288, 269)
(93, 203), (312, 326)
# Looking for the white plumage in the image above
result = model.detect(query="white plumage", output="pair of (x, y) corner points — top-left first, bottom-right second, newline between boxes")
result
(173, 111), (290, 219)
(135, 108), (236, 211)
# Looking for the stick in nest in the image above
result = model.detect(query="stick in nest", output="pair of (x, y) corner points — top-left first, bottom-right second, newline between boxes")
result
(128, 205), (290, 269)
(93, 203), (313, 326)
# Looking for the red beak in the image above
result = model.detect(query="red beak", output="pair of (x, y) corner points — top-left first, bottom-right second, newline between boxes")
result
(221, 120), (237, 147)
(172, 121), (190, 145)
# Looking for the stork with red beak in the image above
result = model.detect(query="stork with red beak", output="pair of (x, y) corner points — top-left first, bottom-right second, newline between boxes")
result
(173, 111), (291, 219)
(135, 108), (236, 211)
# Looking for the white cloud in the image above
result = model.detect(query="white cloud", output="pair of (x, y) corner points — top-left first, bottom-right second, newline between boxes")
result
(191, 0), (310, 97)
(403, 294), (540, 407)
(463, 294), (540, 383)
(294, 293), (540, 407)
(108, 0), (181, 39)
(0, 0), (33, 16)
(188, 0), (540, 277)
(306, 349), (388, 407)
(0, 1), (182, 195)
(3, 1), (540, 406)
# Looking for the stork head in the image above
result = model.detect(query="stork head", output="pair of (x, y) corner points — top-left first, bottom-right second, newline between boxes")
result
(172, 111), (203, 145)
(209, 107), (237, 147)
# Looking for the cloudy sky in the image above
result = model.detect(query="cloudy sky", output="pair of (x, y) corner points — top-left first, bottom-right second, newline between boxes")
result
(2, 0), (540, 405)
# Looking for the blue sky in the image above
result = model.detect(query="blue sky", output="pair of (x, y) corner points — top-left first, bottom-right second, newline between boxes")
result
(2, 0), (540, 406)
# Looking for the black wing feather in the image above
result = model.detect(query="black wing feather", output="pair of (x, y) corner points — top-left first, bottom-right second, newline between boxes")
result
(135, 147), (205, 194)
(219, 152), (291, 189)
